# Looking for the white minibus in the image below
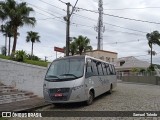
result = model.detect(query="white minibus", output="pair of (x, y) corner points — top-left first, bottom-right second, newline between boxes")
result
(43, 55), (117, 105)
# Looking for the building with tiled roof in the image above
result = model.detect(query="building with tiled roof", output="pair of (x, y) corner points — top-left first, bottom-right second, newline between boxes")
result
(114, 56), (150, 72)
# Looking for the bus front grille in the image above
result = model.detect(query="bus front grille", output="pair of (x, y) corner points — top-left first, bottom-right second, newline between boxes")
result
(48, 88), (71, 101)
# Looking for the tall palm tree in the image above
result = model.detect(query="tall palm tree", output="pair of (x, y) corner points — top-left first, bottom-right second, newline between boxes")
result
(70, 41), (77, 55)
(1, 22), (14, 56)
(146, 31), (160, 66)
(0, 24), (8, 56)
(0, 0), (36, 57)
(26, 31), (40, 59)
(73, 35), (92, 55)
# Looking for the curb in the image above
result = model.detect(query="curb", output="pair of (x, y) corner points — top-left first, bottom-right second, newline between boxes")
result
(14, 103), (52, 112)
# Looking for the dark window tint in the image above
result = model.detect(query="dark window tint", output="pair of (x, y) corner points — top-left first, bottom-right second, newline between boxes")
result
(92, 60), (98, 75)
(106, 63), (110, 75)
(109, 64), (116, 75)
(97, 62), (104, 75)
(102, 63), (107, 75)
(85, 59), (93, 77)
(111, 65), (116, 75)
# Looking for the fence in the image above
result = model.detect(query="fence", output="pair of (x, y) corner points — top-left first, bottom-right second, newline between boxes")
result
(117, 71), (160, 85)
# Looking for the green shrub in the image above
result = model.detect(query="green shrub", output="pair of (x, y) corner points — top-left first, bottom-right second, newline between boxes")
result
(14, 50), (27, 62)
(147, 65), (155, 71)
(26, 54), (41, 61)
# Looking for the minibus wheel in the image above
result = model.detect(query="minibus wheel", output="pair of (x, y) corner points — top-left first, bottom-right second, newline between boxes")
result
(86, 91), (94, 105)
(108, 84), (112, 94)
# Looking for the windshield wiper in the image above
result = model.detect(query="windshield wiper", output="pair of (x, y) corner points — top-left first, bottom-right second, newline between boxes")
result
(60, 74), (78, 78)
(45, 75), (60, 79)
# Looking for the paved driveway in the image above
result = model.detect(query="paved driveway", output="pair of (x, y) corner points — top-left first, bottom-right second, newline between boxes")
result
(10, 82), (160, 120)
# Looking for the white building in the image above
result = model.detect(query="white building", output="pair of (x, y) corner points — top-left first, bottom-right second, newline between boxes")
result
(114, 56), (150, 72)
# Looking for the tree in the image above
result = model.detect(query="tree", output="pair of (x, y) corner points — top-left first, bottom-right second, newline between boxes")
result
(0, 0), (36, 57)
(14, 50), (27, 62)
(73, 35), (92, 55)
(1, 22), (14, 56)
(0, 24), (8, 56)
(146, 31), (160, 66)
(1, 46), (7, 55)
(26, 31), (40, 59)
(70, 41), (77, 55)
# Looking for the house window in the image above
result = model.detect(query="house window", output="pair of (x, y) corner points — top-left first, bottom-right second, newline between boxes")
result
(120, 61), (125, 66)
(106, 57), (110, 62)
(99, 56), (104, 60)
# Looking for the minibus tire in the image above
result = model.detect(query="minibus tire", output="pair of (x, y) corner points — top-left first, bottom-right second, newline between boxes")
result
(86, 91), (94, 105)
(108, 84), (112, 94)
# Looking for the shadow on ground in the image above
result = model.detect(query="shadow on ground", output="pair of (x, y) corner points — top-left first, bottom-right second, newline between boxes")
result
(48, 91), (116, 109)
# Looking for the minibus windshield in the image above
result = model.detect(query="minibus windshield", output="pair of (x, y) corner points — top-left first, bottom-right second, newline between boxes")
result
(45, 58), (85, 81)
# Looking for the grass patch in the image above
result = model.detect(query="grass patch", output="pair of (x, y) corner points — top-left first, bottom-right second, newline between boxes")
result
(0, 54), (48, 67)
(0, 54), (10, 60)
(24, 59), (48, 67)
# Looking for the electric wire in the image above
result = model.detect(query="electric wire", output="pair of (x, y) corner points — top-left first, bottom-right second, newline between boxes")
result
(76, 7), (160, 25)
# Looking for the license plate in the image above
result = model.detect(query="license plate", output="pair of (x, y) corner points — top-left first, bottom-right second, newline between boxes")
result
(54, 93), (63, 97)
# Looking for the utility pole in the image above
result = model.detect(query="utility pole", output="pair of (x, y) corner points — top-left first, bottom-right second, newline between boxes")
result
(45, 56), (47, 62)
(95, 0), (105, 50)
(64, 0), (79, 56)
(65, 2), (71, 56)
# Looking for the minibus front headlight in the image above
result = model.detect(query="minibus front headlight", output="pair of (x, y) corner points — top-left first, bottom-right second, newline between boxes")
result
(72, 85), (83, 91)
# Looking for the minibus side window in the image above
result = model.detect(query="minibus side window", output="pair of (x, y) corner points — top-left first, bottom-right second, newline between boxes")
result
(97, 62), (104, 76)
(109, 64), (114, 75)
(102, 63), (107, 75)
(85, 59), (93, 78)
(92, 60), (98, 76)
(111, 65), (116, 75)
(106, 63), (110, 75)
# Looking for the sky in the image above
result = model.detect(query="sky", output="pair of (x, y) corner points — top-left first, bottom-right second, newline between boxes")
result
(0, 0), (160, 64)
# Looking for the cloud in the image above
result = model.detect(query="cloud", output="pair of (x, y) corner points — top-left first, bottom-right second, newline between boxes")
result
(0, 0), (160, 64)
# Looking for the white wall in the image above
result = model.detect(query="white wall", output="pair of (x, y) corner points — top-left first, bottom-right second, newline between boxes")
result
(0, 58), (47, 97)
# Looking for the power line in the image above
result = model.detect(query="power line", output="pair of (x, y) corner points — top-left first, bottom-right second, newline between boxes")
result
(37, 17), (59, 20)
(44, 0), (147, 34)
(24, 0), (148, 34)
(70, 0), (79, 16)
(22, 1), (64, 21)
(39, 0), (66, 12)
(73, 13), (147, 33)
(57, 0), (66, 4)
(104, 29), (144, 36)
(71, 22), (145, 36)
(35, 15), (145, 37)
(104, 7), (160, 11)
(76, 7), (160, 25)
(91, 39), (146, 45)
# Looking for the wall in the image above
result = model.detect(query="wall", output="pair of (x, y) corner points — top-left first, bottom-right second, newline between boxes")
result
(0, 58), (47, 97)
(121, 76), (160, 85)
(85, 50), (118, 62)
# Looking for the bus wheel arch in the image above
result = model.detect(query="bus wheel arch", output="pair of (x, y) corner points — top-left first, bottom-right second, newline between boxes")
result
(86, 88), (95, 105)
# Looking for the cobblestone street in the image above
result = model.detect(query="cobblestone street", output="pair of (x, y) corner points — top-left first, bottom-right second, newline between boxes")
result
(10, 82), (160, 120)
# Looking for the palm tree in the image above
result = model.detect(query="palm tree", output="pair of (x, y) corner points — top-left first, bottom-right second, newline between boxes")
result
(26, 31), (40, 59)
(1, 22), (14, 56)
(0, 0), (36, 57)
(70, 41), (77, 55)
(146, 31), (160, 66)
(0, 24), (8, 56)
(73, 35), (92, 55)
